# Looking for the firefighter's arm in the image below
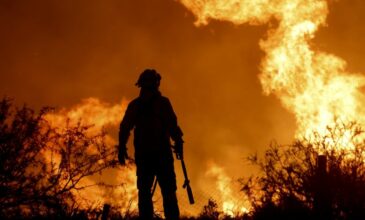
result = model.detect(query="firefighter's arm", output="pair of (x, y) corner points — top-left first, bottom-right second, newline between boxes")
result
(172, 126), (184, 159)
(165, 99), (184, 158)
(118, 103), (136, 165)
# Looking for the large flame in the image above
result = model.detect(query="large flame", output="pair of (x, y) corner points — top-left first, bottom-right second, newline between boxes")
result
(45, 97), (128, 136)
(179, 0), (365, 141)
(44, 98), (138, 212)
(178, 0), (365, 214)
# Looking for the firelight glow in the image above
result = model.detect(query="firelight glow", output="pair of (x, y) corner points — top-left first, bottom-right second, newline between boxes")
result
(178, 0), (365, 144)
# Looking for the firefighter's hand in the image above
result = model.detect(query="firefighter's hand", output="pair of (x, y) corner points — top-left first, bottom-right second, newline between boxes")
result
(174, 142), (183, 160)
(118, 145), (128, 166)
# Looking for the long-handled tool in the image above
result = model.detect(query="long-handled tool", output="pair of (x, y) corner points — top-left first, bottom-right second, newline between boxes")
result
(174, 144), (195, 205)
(150, 159), (194, 205)
(180, 158), (195, 204)
(151, 176), (158, 196)
(151, 144), (195, 205)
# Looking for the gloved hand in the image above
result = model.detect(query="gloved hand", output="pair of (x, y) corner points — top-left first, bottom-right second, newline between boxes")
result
(174, 141), (183, 160)
(118, 145), (128, 166)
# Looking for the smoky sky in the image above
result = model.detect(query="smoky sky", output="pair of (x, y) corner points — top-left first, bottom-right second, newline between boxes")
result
(1, 0), (365, 180)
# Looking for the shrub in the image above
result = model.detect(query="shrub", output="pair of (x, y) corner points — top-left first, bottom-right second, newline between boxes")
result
(241, 122), (365, 220)
(0, 98), (118, 219)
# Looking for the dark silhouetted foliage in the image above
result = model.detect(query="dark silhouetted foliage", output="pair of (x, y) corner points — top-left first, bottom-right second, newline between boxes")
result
(241, 122), (365, 220)
(199, 198), (221, 219)
(0, 98), (118, 219)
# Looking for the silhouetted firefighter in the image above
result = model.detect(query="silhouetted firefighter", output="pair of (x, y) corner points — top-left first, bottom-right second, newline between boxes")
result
(118, 69), (184, 219)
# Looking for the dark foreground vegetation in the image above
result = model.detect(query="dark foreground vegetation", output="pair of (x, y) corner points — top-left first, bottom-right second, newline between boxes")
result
(240, 121), (365, 220)
(1, 98), (365, 219)
(0, 98), (118, 219)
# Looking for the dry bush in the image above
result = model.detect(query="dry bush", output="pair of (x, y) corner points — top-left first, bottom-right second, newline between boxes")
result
(241, 122), (365, 220)
(0, 98), (118, 219)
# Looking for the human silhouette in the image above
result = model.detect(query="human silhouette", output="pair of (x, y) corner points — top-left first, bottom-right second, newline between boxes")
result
(118, 69), (183, 219)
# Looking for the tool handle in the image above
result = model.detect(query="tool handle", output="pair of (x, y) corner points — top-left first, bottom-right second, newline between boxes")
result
(181, 159), (189, 179)
(181, 159), (195, 204)
(186, 185), (195, 204)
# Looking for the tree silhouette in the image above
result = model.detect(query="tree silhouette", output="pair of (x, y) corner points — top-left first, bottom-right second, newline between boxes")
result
(0, 98), (118, 219)
(241, 122), (365, 220)
(199, 198), (221, 219)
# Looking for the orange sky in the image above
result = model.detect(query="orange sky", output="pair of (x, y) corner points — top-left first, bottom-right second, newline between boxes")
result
(1, 0), (365, 215)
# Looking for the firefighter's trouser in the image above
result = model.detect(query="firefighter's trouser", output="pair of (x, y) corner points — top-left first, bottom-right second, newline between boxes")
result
(136, 151), (179, 219)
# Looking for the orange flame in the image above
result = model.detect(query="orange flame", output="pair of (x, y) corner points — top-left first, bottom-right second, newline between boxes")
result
(178, 0), (365, 214)
(45, 97), (128, 135)
(179, 0), (365, 144)
(44, 98), (138, 212)
(206, 162), (249, 216)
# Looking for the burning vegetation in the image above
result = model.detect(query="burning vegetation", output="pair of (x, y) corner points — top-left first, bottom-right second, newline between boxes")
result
(1, 97), (365, 219)
(0, 98), (119, 218)
(1, 0), (365, 219)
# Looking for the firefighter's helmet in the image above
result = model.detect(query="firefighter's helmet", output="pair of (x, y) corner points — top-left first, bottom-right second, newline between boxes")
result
(135, 69), (161, 88)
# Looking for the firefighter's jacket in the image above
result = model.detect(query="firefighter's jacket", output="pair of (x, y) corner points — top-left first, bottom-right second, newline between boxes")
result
(119, 89), (183, 159)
